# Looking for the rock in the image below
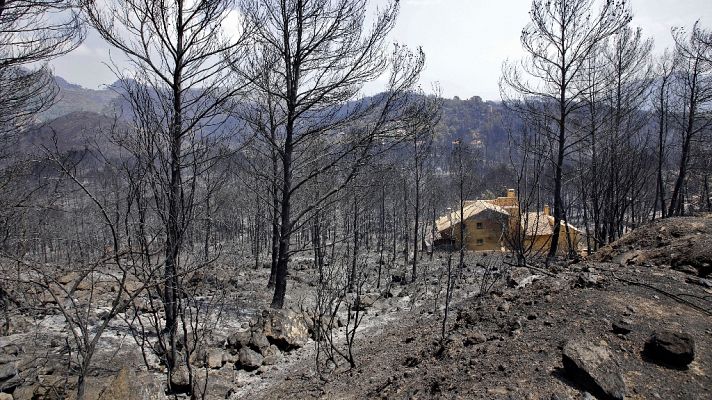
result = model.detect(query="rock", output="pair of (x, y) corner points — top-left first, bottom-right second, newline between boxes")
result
(0, 392), (12, 400)
(261, 309), (309, 350)
(644, 330), (695, 368)
(250, 330), (270, 352)
(686, 276), (712, 288)
(562, 340), (626, 400)
(507, 268), (541, 289)
(227, 330), (251, 350)
(463, 331), (487, 346)
(672, 264), (699, 275)
(612, 319), (633, 335)
(381, 286), (402, 298)
(11, 385), (37, 400)
(576, 272), (604, 288)
(96, 367), (165, 400)
(261, 345), (282, 365)
(58, 271), (79, 285)
(0, 361), (17, 381)
(497, 301), (511, 313)
(170, 365), (190, 389)
(207, 350), (225, 369)
(237, 348), (263, 371)
(353, 294), (377, 311)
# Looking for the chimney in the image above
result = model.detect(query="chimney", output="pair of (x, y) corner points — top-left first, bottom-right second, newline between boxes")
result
(507, 189), (516, 198)
(543, 204), (550, 216)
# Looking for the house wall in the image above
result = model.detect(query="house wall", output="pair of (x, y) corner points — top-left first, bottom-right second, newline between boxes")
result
(525, 229), (581, 255)
(452, 217), (505, 251)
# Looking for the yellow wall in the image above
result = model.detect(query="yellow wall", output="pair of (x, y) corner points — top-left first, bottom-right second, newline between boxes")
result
(525, 229), (581, 255)
(452, 217), (505, 251)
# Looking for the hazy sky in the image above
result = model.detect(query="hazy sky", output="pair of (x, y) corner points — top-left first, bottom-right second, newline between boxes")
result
(50, 0), (712, 101)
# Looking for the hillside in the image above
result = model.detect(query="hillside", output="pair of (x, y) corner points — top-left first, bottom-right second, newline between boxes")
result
(21, 111), (128, 159)
(1, 218), (709, 399)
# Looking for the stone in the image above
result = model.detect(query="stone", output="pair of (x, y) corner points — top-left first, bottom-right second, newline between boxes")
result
(686, 276), (712, 288)
(94, 367), (165, 400)
(612, 319), (633, 335)
(0, 392), (12, 400)
(463, 331), (487, 346)
(672, 264), (699, 275)
(261, 345), (282, 366)
(507, 268), (541, 289)
(250, 330), (270, 352)
(207, 350), (225, 369)
(170, 365), (190, 389)
(0, 362), (17, 381)
(644, 330), (695, 368)
(382, 285), (402, 298)
(562, 340), (626, 400)
(576, 273), (604, 288)
(11, 385), (37, 400)
(497, 301), (511, 313)
(237, 347), (263, 371)
(353, 294), (377, 311)
(261, 309), (309, 350)
(227, 330), (251, 350)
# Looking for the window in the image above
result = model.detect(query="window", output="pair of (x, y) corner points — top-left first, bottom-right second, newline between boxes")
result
(476, 239), (484, 245)
(476, 222), (483, 229)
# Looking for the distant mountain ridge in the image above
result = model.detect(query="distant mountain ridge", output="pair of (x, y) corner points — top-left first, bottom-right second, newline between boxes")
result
(34, 76), (515, 163)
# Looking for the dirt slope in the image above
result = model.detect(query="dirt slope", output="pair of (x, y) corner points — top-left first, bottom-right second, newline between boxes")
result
(593, 215), (712, 277)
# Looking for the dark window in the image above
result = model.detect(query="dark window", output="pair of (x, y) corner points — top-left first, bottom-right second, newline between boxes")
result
(476, 239), (484, 245)
(476, 222), (483, 229)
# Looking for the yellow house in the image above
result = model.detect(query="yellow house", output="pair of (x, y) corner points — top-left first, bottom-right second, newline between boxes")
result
(435, 200), (510, 251)
(434, 189), (582, 254)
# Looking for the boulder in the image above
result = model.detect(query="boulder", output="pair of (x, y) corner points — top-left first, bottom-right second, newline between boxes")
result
(88, 368), (164, 400)
(644, 330), (695, 368)
(249, 330), (270, 352)
(11, 385), (38, 400)
(207, 350), (225, 369)
(170, 365), (190, 390)
(562, 340), (626, 400)
(261, 309), (309, 350)
(237, 348), (263, 371)
(0, 361), (17, 381)
(227, 330), (251, 350)
(0, 392), (12, 400)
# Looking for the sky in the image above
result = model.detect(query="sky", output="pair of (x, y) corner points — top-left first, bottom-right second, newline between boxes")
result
(50, 0), (712, 101)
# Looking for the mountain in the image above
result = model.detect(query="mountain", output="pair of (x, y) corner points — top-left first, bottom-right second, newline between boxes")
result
(37, 77), (120, 122)
(35, 76), (516, 164)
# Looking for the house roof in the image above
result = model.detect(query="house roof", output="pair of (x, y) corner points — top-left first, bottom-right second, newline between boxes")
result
(436, 200), (510, 233)
(521, 212), (582, 237)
